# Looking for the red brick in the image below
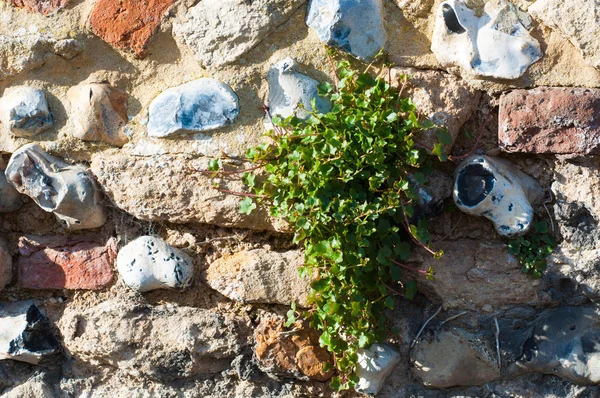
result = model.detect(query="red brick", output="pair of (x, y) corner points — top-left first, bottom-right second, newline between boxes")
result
(17, 235), (116, 290)
(88, 0), (175, 58)
(499, 87), (600, 155)
(7, 0), (68, 15)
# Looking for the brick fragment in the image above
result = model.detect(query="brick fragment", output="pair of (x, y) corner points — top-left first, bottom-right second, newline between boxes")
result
(7, 0), (69, 15)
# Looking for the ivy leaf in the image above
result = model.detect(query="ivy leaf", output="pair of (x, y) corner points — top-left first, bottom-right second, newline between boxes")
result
(239, 197), (256, 215)
(436, 129), (453, 145)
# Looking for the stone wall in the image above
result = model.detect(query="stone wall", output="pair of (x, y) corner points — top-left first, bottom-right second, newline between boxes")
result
(1, 0), (600, 397)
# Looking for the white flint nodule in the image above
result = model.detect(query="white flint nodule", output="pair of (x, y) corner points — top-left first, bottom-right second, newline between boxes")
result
(0, 86), (53, 137)
(117, 236), (194, 292)
(453, 155), (543, 237)
(147, 78), (239, 138)
(355, 343), (401, 395)
(431, 0), (542, 80)
(5, 144), (107, 230)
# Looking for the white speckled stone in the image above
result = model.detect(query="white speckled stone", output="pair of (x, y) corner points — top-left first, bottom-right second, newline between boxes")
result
(355, 343), (400, 395)
(117, 236), (194, 292)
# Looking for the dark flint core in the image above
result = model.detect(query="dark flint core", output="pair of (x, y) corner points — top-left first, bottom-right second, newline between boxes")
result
(20, 305), (60, 354)
(456, 163), (496, 207)
(442, 4), (466, 34)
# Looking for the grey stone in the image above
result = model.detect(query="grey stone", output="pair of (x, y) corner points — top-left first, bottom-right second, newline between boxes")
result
(58, 299), (243, 381)
(204, 248), (309, 306)
(173, 0), (305, 68)
(355, 344), (400, 396)
(411, 169), (453, 222)
(147, 79), (239, 138)
(431, 0), (542, 79)
(67, 82), (129, 147)
(117, 236), (194, 292)
(0, 301), (60, 364)
(0, 86), (53, 137)
(0, 170), (23, 213)
(518, 306), (600, 385)
(306, 0), (386, 61)
(453, 155), (543, 237)
(266, 58), (331, 128)
(0, 239), (12, 292)
(411, 328), (500, 388)
(5, 144), (107, 230)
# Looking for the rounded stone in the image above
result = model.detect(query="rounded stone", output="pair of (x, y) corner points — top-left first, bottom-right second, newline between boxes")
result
(117, 236), (194, 292)
(0, 86), (53, 137)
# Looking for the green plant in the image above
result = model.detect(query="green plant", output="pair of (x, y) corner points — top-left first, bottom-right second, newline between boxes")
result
(206, 60), (446, 390)
(507, 220), (557, 279)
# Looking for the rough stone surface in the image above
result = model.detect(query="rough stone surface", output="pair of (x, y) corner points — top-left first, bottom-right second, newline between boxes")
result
(411, 328), (500, 388)
(88, 0), (175, 58)
(407, 239), (543, 309)
(355, 344), (401, 396)
(0, 301), (60, 364)
(59, 299), (243, 380)
(519, 306), (600, 385)
(453, 155), (544, 237)
(431, 0), (541, 80)
(117, 235), (194, 292)
(254, 317), (333, 382)
(0, 33), (83, 81)
(90, 152), (284, 231)
(173, 0), (305, 68)
(6, 144), (107, 230)
(529, 0), (600, 69)
(0, 170), (23, 213)
(306, 0), (386, 60)
(17, 235), (116, 290)
(266, 57), (331, 125)
(6, 0), (68, 15)
(67, 82), (129, 147)
(147, 79), (239, 138)
(499, 87), (600, 155)
(391, 67), (481, 152)
(205, 248), (309, 306)
(0, 239), (12, 291)
(0, 86), (53, 137)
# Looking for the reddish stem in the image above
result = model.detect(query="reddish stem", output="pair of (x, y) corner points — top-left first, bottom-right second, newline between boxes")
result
(216, 188), (264, 198)
(388, 257), (427, 276)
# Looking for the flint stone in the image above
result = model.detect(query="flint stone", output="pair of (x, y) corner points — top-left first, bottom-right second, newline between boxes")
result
(0, 34), (83, 81)
(7, 0), (69, 15)
(90, 152), (285, 231)
(59, 299), (242, 380)
(0, 86), (53, 137)
(519, 306), (600, 384)
(0, 171), (23, 213)
(0, 301), (60, 364)
(411, 328), (500, 388)
(266, 58), (331, 128)
(0, 239), (12, 291)
(173, 0), (305, 68)
(529, 0), (600, 69)
(6, 144), (107, 230)
(390, 67), (482, 153)
(147, 79), (239, 138)
(355, 343), (401, 396)
(254, 317), (334, 381)
(306, 0), (386, 61)
(67, 82), (129, 147)
(499, 87), (600, 155)
(17, 235), (116, 290)
(204, 248), (309, 306)
(431, 0), (541, 79)
(117, 236), (193, 292)
(88, 0), (175, 58)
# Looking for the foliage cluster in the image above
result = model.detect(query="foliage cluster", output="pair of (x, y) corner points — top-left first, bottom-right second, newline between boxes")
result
(216, 61), (446, 390)
(507, 220), (557, 279)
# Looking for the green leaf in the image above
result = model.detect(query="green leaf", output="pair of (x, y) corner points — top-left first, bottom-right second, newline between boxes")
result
(239, 197), (256, 215)
(208, 159), (221, 171)
(436, 129), (453, 145)
(404, 280), (417, 300)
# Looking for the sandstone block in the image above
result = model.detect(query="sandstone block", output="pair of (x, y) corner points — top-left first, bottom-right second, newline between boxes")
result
(6, 0), (69, 15)
(88, 0), (175, 58)
(117, 236), (193, 292)
(499, 87), (600, 155)
(17, 235), (116, 290)
(204, 248), (309, 306)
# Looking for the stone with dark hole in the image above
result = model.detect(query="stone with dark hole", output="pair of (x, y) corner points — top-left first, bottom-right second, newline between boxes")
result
(0, 86), (53, 137)
(442, 4), (466, 34)
(5, 144), (106, 230)
(0, 301), (60, 364)
(453, 155), (542, 237)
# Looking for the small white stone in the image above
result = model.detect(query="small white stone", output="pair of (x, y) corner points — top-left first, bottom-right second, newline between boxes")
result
(0, 86), (53, 137)
(117, 236), (194, 292)
(355, 343), (400, 396)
